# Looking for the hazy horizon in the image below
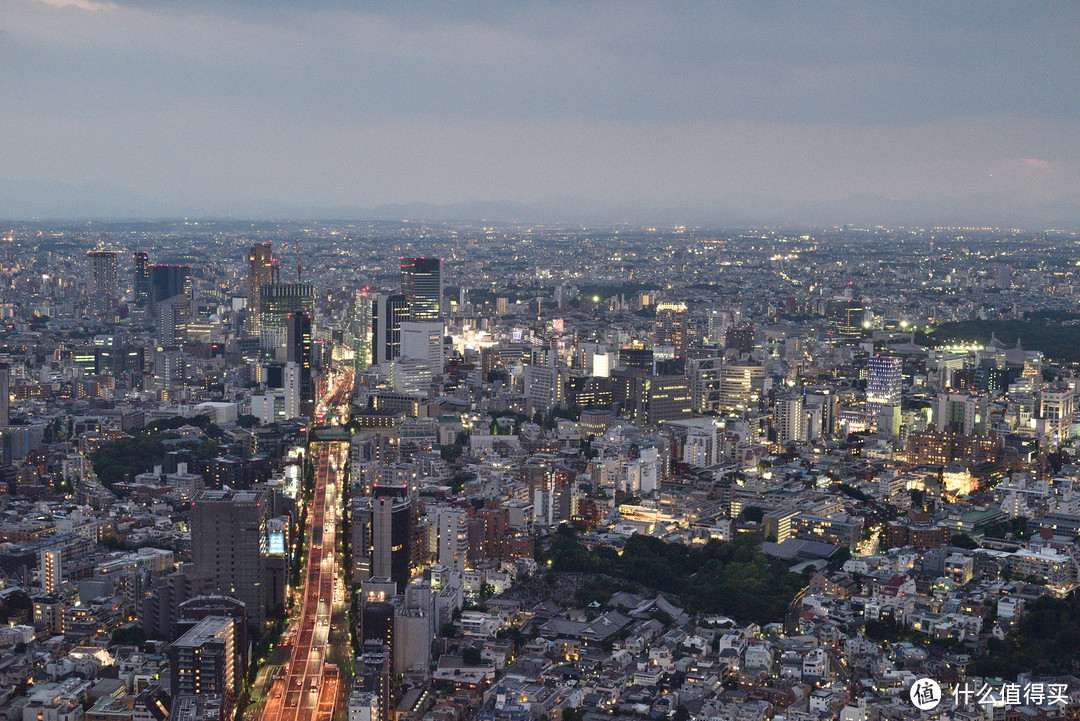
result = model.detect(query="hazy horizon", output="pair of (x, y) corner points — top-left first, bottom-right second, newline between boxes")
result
(3, 1), (1079, 226)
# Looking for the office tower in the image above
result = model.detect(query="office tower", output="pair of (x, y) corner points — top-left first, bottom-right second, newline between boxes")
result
(806, 388), (839, 437)
(718, 362), (765, 410)
(524, 364), (562, 415)
(0, 363), (8, 426)
(936, 393), (987, 436)
(39, 548), (61, 594)
(400, 321), (443, 370)
(149, 264), (191, 310)
(438, 507), (468, 573)
(158, 295), (190, 347)
(637, 375), (693, 426)
(354, 484), (411, 592)
(654, 301), (689, 358)
(371, 293), (408, 366)
(177, 596), (249, 681)
(688, 356), (723, 413)
(87, 249), (118, 310)
(133, 251), (150, 307)
(397, 320), (444, 391)
(168, 616), (239, 713)
(190, 489), (277, 630)
(353, 288), (373, 372)
(247, 242), (274, 331)
(138, 563), (216, 640)
(360, 601), (394, 721)
(724, 324), (756, 355)
(867, 354), (903, 418)
(400, 257), (442, 320)
(283, 362), (301, 419)
(258, 282), (314, 349)
(774, 395), (806, 444)
(285, 311), (312, 411)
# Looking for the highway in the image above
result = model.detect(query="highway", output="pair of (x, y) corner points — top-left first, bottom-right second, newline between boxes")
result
(259, 367), (354, 721)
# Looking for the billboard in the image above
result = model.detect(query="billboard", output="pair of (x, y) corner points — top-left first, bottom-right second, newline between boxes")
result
(269, 532), (285, 555)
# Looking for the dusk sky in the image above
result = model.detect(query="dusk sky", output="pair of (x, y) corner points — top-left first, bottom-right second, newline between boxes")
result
(2, 1), (1079, 223)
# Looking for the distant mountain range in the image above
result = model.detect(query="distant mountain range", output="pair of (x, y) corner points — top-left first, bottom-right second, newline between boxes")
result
(1, 179), (1078, 229)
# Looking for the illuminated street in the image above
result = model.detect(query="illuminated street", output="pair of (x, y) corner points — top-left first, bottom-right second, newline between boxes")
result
(259, 368), (353, 721)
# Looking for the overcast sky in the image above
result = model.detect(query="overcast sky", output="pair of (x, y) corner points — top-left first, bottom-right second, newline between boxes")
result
(2, 1), (1079, 222)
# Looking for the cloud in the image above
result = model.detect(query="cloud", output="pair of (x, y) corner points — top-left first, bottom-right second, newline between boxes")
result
(1019, 158), (1051, 169)
(35, 0), (115, 10)
(0, 1), (1078, 220)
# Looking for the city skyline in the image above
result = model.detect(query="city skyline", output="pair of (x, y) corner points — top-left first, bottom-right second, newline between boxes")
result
(2, 2), (1079, 226)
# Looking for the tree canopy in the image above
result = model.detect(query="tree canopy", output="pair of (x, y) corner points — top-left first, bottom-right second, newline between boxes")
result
(544, 527), (806, 625)
(971, 592), (1080, 677)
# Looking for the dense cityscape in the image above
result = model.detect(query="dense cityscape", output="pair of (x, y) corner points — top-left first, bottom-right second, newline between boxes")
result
(0, 220), (1077, 721)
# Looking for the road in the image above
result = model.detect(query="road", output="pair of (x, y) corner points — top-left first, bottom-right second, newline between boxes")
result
(259, 367), (353, 721)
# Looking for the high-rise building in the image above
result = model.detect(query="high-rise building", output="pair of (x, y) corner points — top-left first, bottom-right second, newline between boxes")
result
(371, 293), (408, 366)
(258, 282), (314, 349)
(655, 301), (689, 358)
(283, 362), (301, 419)
(438, 507), (468, 573)
(168, 615), (239, 714)
(400, 257), (442, 321)
(867, 355), (903, 419)
(353, 484), (412, 593)
(353, 288), (373, 372)
(360, 601), (394, 721)
(247, 243), (274, 331)
(718, 363), (765, 410)
(285, 312), (312, 412)
(936, 393), (987, 436)
(524, 364), (563, 415)
(637, 375), (694, 426)
(133, 251), (150, 307)
(724, 324), (756, 355)
(39, 548), (61, 594)
(158, 295), (190, 347)
(190, 489), (278, 630)
(0, 363), (9, 427)
(149, 264), (191, 310)
(87, 250), (118, 310)
(774, 395), (806, 444)
(400, 320), (443, 372)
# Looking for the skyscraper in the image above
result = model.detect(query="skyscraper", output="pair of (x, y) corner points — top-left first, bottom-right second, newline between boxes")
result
(258, 282), (314, 349)
(283, 362), (301, 419)
(353, 484), (412, 593)
(133, 251), (150, 307)
(190, 489), (278, 630)
(157, 295), (190, 347)
(87, 249), (118, 311)
(400, 257), (442, 321)
(247, 242), (274, 332)
(353, 288), (373, 373)
(438, 507), (468, 573)
(39, 548), (61, 594)
(724, 324), (756, 355)
(371, 293), (408, 366)
(285, 311), (312, 412)
(400, 320), (444, 374)
(149, 264), (192, 310)
(169, 616), (239, 714)
(774, 395), (806, 444)
(654, 301), (689, 358)
(0, 363), (9, 427)
(867, 354), (903, 419)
